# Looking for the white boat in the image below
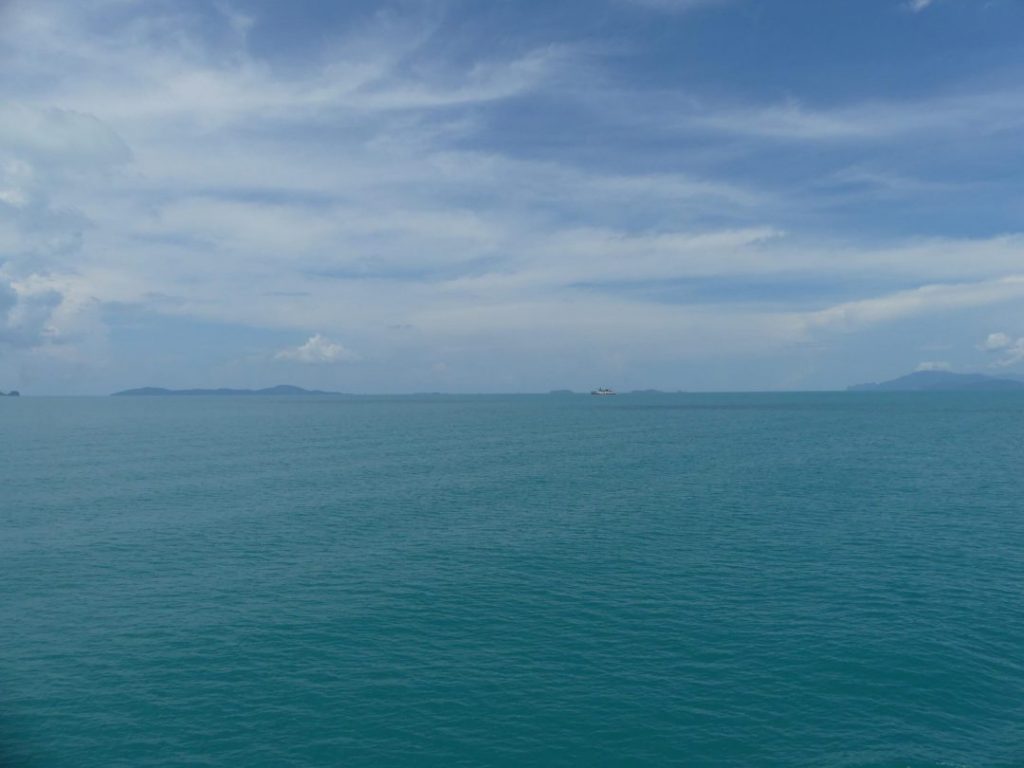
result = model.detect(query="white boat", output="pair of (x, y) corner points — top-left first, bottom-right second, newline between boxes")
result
(590, 387), (616, 396)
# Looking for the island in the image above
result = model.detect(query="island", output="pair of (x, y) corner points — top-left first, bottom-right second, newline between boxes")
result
(848, 371), (1024, 392)
(0, 390), (19, 397)
(112, 385), (343, 396)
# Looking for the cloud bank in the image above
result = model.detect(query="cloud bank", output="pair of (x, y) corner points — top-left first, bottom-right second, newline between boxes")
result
(1, 0), (1022, 392)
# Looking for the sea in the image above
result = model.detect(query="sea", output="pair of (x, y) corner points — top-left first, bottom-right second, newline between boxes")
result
(2, 393), (1023, 767)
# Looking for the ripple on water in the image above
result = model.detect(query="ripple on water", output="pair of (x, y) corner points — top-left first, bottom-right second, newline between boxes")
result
(2, 393), (1024, 767)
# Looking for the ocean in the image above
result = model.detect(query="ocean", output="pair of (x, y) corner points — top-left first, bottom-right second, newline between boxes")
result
(2, 393), (1023, 767)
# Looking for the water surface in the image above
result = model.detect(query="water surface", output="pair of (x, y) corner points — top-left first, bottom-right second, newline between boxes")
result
(3, 393), (1023, 766)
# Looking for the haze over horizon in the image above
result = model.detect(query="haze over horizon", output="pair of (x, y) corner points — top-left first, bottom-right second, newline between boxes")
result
(2, 0), (1024, 394)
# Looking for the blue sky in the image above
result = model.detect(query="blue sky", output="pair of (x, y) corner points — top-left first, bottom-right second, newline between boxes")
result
(1, 0), (1024, 393)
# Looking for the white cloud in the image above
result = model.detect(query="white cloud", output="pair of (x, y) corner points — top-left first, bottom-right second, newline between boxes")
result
(915, 360), (950, 371)
(1, 0), (1023, 392)
(693, 87), (1024, 143)
(0, 103), (130, 168)
(0, 4), (562, 129)
(274, 334), (358, 364)
(980, 332), (1012, 350)
(978, 332), (1024, 367)
(805, 276), (1024, 333)
(908, 0), (936, 12)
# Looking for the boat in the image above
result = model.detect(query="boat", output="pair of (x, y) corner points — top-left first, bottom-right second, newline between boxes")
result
(590, 387), (616, 396)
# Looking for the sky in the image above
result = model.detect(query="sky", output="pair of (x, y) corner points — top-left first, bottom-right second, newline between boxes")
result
(1, 0), (1024, 394)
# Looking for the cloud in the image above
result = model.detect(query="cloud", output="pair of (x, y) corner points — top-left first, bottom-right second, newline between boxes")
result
(274, 334), (358, 364)
(1, 0), (1023, 392)
(980, 332), (1011, 350)
(908, 0), (936, 11)
(806, 275), (1024, 333)
(915, 360), (950, 371)
(0, 103), (130, 169)
(1, 4), (562, 129)
(691, 87), (1024, 143)
(822, 166), (956, 197)
(992, 342), (1024, 367)
(0, 274), (63, 347)
(979, 332), (1024, 367)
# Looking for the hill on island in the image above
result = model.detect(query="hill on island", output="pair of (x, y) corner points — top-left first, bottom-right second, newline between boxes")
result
(112, 385), (343, 396)
(848, 371), (1024, 392)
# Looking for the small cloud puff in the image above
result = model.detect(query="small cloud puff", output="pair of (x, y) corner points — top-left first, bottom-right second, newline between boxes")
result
(275, 334), (358, 364)
(980, 332), (1011, 350)
(978, 332), (1024, 367)
(915, 361), (950, 371)
(907, 0), (935, 11)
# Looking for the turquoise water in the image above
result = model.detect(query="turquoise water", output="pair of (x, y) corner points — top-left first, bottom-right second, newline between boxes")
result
(2, 393), (1024, 767)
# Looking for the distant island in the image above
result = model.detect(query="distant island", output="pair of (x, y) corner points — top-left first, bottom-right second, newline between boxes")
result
(547, 389), (686, 396)
(0, 390), (19, 397)
(112, 385), (343, 396)
(848, 371), (1024, 392)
